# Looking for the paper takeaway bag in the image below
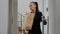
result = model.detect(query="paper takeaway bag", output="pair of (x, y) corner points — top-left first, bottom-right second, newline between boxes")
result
(23, 13), (35, 30)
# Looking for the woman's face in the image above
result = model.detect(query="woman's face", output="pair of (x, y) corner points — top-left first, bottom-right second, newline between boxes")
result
(29, 3), (36, 11)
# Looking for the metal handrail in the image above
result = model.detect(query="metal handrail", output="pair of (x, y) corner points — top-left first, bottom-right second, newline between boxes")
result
(17, 12), (25, 28)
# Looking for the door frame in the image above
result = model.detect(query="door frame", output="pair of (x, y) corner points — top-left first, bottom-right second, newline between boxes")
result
(8, 0), (18, 34)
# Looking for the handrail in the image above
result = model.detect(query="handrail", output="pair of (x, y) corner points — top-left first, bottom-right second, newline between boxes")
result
(17, 12), (25, 17)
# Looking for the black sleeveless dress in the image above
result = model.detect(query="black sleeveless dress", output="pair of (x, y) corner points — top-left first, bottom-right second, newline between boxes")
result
(28, 11), (43, 34)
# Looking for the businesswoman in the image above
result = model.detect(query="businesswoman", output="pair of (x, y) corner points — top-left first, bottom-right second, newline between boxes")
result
(24, 2), (47, 34)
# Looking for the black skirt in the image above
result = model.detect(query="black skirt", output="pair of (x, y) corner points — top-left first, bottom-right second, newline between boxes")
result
(28, 28), (42, 34)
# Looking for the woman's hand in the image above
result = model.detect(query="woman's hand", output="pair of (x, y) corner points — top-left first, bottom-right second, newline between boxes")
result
(41, 16), (46, 21)
(42, 16), (47, 25)
(43, 16), (46, 20)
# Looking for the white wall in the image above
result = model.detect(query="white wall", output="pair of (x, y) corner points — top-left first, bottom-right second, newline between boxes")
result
(56, 0), (60, 34)
(18, 0), (43, 15)
(49, 0), (56, 34)
(49, 0), (60, 34)
(0, 0), (9, 34)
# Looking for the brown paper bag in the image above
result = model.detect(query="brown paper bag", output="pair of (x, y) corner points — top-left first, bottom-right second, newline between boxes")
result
(24, 13), (35, 30)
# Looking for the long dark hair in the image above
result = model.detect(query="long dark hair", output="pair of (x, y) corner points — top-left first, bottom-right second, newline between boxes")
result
(31, 2), (39, 12)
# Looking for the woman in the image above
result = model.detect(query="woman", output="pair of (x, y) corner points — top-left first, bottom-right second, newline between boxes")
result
(24, 2), (47, 34)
